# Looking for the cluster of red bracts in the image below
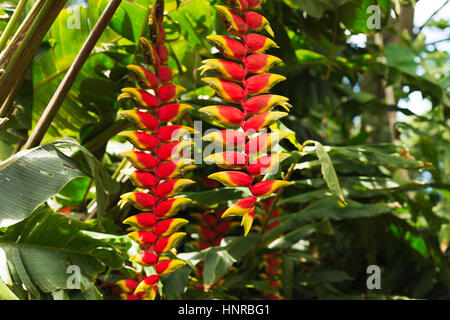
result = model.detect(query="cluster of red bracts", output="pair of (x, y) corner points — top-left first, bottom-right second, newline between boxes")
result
(188, 208), (238, 291)
(190, 208), (239, 250)
(115, 0), (194, 300)
(199, 0), (293, 236)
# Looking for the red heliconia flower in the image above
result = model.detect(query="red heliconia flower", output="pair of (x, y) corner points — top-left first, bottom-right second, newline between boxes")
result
(117, 0), (194, 300)
(127, 65), (159, 89)
(118, 131), (159, 151)
(123, 213), (158, 229)
(155, 158), (195, 179)
(119, 192), (157, 211)
(200, 0), (293, 237)
(155, 259), (187, 275)
(119, 110), (160, 132)
(157, 84), (186, 103)
(199, 105), (245, 126)
(244, 11), (274, 36)
(215, 5), (247, 36)
(157, 43), (169, 64)
(155, 218), (189, 236)
(201, 214), (218, 225)
(120, 151), (159, 171)
(130, 251), (159, 266)
(249, 180), (292, 197)
(135, 275), (160, 293)
(244, 54), (282, 74)
(242, 94), (291, 114)
(157, 125), (194, 142)
(154, 198), (193, 218)
(156, 65), (173, 83)
(157, 103), (194, 122)
(152, 0), (165, 23)
(202, 129), (247, 148)
(206, 35), (247, 60)
(127, 230), (157, 245)
(245, 73), (286, 95)
(154, 232), (187, 254)
(221, 197), (257, 217)
(129, 170), (158, 189)
(154, 179), (195, 199)
(208, 171), (253, 187)
(204, 151), (248, 169)
(198, 226), (217, 241)
(116, 279), (138, 293)
(118, 88), (160, 109)
(242, 111), (288, 132)
(216, 221), (234, 234)
(140, 37), (161, 66)
(247, 0), (262, 10)
(156, 141), (192, 161)
(199, 59), (247, 82)
(246, 153), (291, 176)
(202, 77), (247, 104)
(122, 293), (139, 300)
(148, 16), (161, 44)
(245, 34), (278, 53)
(227, 0), (248, 14)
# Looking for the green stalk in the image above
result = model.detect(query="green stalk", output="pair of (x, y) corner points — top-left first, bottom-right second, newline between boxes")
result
(0, 0), (28, 52)
(23, 0), (123, 150)
(0, 0), (68, 112)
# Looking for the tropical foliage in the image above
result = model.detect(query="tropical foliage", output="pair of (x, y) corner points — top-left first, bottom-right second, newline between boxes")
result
(0, 0), (448, 300)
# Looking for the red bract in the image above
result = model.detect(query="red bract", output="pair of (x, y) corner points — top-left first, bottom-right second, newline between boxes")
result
(245, 34), (278, 53)
(200, 0), (293, 237)
(116, 0), (193, 300)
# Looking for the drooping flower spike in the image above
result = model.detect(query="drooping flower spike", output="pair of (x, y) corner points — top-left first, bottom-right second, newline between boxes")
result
(199, 0), (293, 236)
(116, 0), (195, 300)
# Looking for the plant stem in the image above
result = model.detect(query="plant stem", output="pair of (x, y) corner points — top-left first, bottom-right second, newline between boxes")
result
(0, 0), (28, 52)
(0, 117), (7, 130)
(23, 0), (123, 150)
(0, 68), (28, 118)
(0, 0), (67, 112)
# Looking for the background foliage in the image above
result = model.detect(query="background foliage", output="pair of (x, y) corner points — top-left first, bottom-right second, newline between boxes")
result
(0, 0), (449, 299)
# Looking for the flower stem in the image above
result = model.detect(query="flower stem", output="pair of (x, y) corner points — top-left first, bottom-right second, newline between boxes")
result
(23, 0), (123, 150)
(0, 0), (28, 52)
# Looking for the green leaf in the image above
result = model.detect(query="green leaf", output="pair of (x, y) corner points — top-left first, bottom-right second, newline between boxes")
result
(385, 44), (418, 75)
(223, 234), (260, 260)
(0, 277), (18, 300)
(313, 141), (346, 203)
(331, 145), (426, 169)
(245, 281), (277, 295)
(202, 248), (236, 286)
(0, 208), (123, 295)
(163, 265), (192, 299)
(295, 49), (327, 65)
(0, 144), (86, 228)
(183, 187), (250, 206)
(51, 138), (119, 229)
(32, 6), (122, 137)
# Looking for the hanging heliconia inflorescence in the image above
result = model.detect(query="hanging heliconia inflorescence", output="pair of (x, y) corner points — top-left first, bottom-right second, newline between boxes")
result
(115, 0), (196, 300)
(199, 0), (293, 236)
